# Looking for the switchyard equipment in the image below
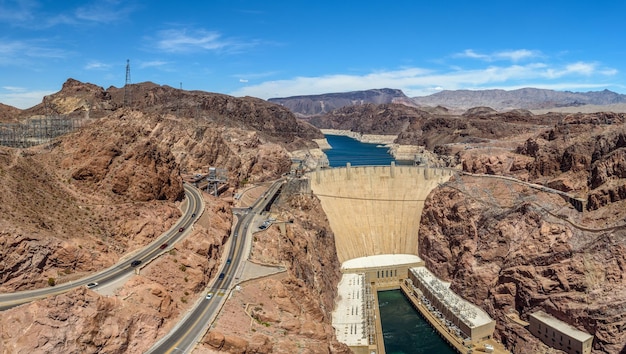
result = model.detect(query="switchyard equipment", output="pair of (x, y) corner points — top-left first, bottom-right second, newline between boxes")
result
(0, 117), (83, 148)
(205, 167), (228, 196)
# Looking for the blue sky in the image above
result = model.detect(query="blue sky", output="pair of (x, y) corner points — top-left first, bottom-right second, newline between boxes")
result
(1, 0), (624, 108)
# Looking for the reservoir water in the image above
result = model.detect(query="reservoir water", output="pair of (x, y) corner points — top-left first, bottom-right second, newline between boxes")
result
(324, 135), (456, 354)
(324, 134), (395, 167)
(378, 290), (456, 354)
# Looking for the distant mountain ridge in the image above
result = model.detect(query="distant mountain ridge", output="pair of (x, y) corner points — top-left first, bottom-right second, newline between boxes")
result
(268, 87), (626, 115)
(268, 88), (408, 116)
(411, 87), (626, 111)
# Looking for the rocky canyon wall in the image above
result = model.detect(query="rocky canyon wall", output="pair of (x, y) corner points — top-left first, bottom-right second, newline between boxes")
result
(419, 176), (626, 354)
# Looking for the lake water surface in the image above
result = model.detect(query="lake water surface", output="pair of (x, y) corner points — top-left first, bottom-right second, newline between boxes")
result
(324, 134), (395, 167)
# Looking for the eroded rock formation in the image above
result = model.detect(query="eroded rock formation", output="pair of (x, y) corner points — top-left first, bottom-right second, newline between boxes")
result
(196, 187), (350, 353)
(419, 172), (626, 353)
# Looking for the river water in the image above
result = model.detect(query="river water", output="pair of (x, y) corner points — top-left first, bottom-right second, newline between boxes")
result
(378, 290), (456, 354)
(324, 134), (456, 353)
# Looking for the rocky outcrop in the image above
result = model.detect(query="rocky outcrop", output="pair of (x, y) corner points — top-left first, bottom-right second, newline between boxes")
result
(419, 176), (626, 354)
(308, 102), (548, 150)
(0, 142), (182, 291)
(0, 288), (157, 353)
(198, 187), (350, 353)
(1, 194), (232, 353)
(62, 111), (183, 202)
(309, 103), (430, 136)
(0, 102), (20, 123)
(0, 78), (324, 292)
(106, 82), (323, 150)
(514, 118), (626, 209)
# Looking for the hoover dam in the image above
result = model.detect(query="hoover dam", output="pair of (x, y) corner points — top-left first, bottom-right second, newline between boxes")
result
(310, 163), (453, 263)
(309, 164), (509, 354)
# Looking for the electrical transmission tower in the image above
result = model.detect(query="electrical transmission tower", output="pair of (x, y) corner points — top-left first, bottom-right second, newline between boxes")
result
(123, 59), (132, 107)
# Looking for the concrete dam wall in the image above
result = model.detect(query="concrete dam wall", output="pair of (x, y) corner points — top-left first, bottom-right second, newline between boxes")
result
(309, 164), (454, 263)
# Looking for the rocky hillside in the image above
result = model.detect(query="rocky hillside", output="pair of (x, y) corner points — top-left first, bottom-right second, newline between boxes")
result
(1, 196), (234, 353)
(268, 88), (408, 116)
(0, 119), (184, 291)
(418, 111), (626, 353)
(308, 102), (554, 149)
(412, 88), (626, 111)
(197, 182), (350, 353)
(419, 178), (626, 354)
(0, 78), (328, 291)
(0, 79), (349, 352)
(0, 103), (20, 123)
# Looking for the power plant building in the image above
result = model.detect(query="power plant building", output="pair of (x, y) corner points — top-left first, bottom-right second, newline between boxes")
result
(528, 311), (593, 354)
(407, 267), (496, 344)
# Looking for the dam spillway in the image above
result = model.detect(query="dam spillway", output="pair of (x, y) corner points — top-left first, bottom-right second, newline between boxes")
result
(309, 164), (454, 263)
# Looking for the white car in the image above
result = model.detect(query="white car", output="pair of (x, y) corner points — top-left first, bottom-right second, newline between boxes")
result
(86, 282), (98, 289)
(206, 292), (213, 300)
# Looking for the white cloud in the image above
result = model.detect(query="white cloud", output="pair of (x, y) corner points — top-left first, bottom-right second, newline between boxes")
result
(2, 86), (26, 92)
(85, 61), (111, 70)
(495, 49), (539, 62)
(233, 71), (278, 80)
(239, 79), (248, 83)
(0, 39), (68, 64)
(74, 0), (135, 24)
(542, 61), (609, 79)
(139, 60), (170, 69)
(564, 62), (596, 75)
(0, 89), (55, 109)
(457, 49), (489, 60)
(456, 49), (541, 62)
(153, 28), (257, 54)
(230, 61), (618, 99)
(0, 0), (37, 24)
(0, 0), (134, 29)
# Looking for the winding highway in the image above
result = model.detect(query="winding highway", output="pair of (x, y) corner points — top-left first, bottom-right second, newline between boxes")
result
(147, 179), (285, 354)
(0, 183), (204, 311)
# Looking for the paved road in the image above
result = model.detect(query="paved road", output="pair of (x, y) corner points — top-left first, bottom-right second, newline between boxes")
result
(0, 183), (204, 311)
(147, 179), (285, 354)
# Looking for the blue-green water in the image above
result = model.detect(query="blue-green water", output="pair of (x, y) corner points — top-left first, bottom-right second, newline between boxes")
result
(324, 134), (395, 167)
(378, 290), (457, 354)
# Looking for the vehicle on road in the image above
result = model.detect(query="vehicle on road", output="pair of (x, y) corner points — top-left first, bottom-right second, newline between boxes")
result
(86, 282), (98, 289)
(206, 292), (213, 300)
(226, 258), (231, 264)
(259, 219), (272, 230)
(218, 273), (225, 279)
(191, 213), (196, 217)
(159, 243), (168, 249)
(178, 227), (185, 232)
(130, 260), (142, 267)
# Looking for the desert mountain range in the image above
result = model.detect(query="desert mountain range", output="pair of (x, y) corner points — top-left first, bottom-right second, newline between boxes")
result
(270, 87), (626, 115)
(1, 79), (625, 353)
